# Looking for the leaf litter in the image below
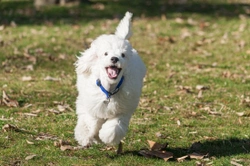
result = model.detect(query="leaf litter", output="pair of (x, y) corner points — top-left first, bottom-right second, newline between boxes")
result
(54, 139), (82, 151)
(47, 101), (73, 114)
(1, 90), (19, 107)
(139, 140), (209, 162)
(2, 124), (34, 134)
(2, 124), (20, 132)
(147, 140), (168, 151)
(35, 133), (58, 141)
(138, 140), (173, 161)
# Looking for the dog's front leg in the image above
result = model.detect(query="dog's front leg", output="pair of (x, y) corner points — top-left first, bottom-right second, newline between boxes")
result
(75, 113), (105, 147)
(99, 114), (131, 146)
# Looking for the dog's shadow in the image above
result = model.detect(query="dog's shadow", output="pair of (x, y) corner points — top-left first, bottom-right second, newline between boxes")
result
(112, 138), (250, 161)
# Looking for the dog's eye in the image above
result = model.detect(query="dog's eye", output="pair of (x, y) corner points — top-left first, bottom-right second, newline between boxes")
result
(104, 52), (108, 56)
(121, 53), (125, 58)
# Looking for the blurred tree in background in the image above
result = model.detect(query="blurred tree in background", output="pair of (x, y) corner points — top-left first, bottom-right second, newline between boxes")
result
(34, 0), (91, 8)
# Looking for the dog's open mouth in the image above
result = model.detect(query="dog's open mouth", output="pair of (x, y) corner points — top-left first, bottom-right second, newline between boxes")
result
(106, 66), (121, 79)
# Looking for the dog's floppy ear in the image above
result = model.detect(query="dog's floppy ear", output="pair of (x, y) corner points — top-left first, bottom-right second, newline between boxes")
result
(115, 11), (133, 40)
(75, 46), (97, 75)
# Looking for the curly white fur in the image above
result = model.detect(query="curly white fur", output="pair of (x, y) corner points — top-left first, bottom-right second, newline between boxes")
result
(74, 12), (146, 146)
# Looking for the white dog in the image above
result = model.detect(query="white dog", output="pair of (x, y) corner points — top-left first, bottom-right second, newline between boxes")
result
(74, 12), (146, 151)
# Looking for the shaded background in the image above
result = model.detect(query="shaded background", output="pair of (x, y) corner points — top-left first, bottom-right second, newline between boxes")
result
(1, 0), (250, 26)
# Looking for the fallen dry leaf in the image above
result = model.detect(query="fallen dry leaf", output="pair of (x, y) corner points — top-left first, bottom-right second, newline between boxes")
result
(175, 85), (193, 93)
(23, 52), (37, 64)
(22, 113), (38, 117)
(177, 153), (208, 162)
(58, 54), (66, 60)
(208, 110), (222, 116)
(180, 29), (191, 39)
(31, 109), (42, 114)
(238, 117), (242, 124)
(21, 76), (33, 81)
(35, 133), (58, 141)
(187, 18), (198, 26)
(57, 104), (70, 112)
(199, 21), (210, 30)
(177, 119), (181, 126)
(196, 85), (209, 90)
(139, 150), (173, 161)
(48, 109), (60, 114)
(10, 21), (17, 27)
(189, 131), (198, 134)
(91, 3), (105, 10)
(23, 103), (33, 108)
(189, 152), (208, 159)
(54, 139), (80, 151)
(231, 159), (243, 166)
(156, 151), (173, 161)
(203, 136), (217, 141)
(246, 50), (250, 55)
(54, 139), (70, 147)
(22, 64), (34, 71)
(231, 160), (243, 166)
(44, 76), (61, 81)
(177, 155), (189, 162)
(26, 140), (35, 145)
(175, 17), (184, 24)
(161, 14), (167, 21)
(196, 161), (211, 166)
(238, 40), (246, 49)
(0, 25), (4, 31)
(147, 140), (168, 151)
(0, 116), (14, 121)
(100, 146), (116, 151)
(220, 33), (228, 44)
(139, 140), (173, 161)
(202, 106), (222, 116)
(2, 124), (19, 132)
(25, 154), (36, 160)
(60, 145), (74, 151)
(155, 132), (162, 138)
(2, 90), (19, 107)
(238, 23), (246, 32)
(240, 96), (250, 107)
(197, 90), (203, 99)
(236, 112), (245, 117)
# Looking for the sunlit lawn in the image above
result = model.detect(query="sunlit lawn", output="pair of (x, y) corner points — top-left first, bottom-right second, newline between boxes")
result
(0, 0), (250, 165)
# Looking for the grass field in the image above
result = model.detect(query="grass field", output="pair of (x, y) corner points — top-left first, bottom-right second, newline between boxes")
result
(1, 0), (250, 165)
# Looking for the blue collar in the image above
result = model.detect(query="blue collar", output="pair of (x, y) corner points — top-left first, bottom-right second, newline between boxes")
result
(96, 76), (124, 99)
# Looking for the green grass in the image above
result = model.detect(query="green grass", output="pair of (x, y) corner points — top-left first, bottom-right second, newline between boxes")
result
(1, 0), (250, 165)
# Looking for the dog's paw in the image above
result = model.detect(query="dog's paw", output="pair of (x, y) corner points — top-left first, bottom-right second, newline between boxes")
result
(75, 127), (92, 147)
(99, 119), (127, 145)
(75, 136), (92, 147)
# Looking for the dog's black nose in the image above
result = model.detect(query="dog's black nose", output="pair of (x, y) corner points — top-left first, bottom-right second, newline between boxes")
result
(111, 57), (119, 63)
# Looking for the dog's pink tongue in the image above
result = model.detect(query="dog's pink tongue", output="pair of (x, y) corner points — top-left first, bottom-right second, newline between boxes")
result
(107, 67), (118, 79)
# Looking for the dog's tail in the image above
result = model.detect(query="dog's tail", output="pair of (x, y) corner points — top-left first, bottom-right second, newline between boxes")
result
(115, 11), (133, 40)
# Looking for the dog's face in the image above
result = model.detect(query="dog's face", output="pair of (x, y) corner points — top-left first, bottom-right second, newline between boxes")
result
(76, 34), (133, 84)
(76, 12), (134, 85)
(94, 35), (132, 83)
